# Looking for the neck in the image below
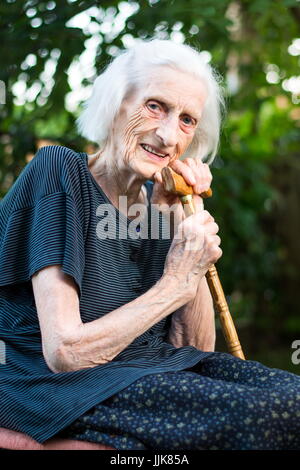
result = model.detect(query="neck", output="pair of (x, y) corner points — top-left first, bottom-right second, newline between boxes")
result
(88, 151), (148, 218)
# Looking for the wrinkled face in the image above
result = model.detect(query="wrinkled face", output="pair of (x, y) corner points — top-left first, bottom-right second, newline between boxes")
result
(108, 65), (208, 179)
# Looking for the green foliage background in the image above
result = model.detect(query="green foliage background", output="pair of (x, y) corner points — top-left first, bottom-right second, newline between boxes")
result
(1, 0), (300, 372)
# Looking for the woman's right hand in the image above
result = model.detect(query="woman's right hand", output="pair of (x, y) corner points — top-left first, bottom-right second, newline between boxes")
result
(163, 210), (222, 299)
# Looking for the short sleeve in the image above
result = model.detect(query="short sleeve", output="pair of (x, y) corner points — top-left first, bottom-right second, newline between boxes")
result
(0, 146), (88, 305)
(0, 192), (85, 305)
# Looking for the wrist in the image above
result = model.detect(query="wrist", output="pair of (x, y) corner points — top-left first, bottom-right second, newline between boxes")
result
(158, 271), (197, 308)
(159, 272), (196, 305)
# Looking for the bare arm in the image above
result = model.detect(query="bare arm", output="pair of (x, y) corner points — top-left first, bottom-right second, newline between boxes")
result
(32, 265), (191, 373)
(166, 276), (216, 351)
(32, 210), (221, 373)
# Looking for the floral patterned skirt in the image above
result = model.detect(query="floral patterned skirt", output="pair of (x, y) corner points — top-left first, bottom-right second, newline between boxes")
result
(57, 351), (300, 450)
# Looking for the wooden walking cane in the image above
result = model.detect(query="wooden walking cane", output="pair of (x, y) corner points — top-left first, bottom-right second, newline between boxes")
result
(161, 166), (246, 360)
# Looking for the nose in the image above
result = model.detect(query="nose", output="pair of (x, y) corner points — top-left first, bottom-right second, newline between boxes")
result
(155, 114), (178, 148)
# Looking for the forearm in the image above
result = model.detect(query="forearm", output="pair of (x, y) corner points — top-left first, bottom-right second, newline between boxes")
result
(56, 274), (190, 372)
(167, 276), (216, 351)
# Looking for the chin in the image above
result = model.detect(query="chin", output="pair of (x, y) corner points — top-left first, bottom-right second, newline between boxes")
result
(134, 161), (167, 181)
(129, 148), (169, 180)
(135, 167), (155, 181)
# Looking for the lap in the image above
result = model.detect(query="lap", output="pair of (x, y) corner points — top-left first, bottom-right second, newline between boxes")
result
(58, 353), (300, 450)
(107, 353), (299, 412)
(186, 351), (300, 389)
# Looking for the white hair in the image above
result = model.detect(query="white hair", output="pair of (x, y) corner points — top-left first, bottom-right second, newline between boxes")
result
(76, 38), (225, 165)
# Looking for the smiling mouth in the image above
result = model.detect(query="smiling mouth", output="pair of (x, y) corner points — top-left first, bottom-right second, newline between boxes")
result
(140, 143), (169, 160)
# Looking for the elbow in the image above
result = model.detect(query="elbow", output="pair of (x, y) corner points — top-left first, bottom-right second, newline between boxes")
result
(45, 336), (112, 373)
(44, 344), (74, 373)
(42, 334), (82, 373)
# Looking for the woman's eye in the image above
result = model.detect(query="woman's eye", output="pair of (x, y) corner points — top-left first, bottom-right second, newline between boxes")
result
(182, 116), (194, 126)
(147, 102), (160, 111)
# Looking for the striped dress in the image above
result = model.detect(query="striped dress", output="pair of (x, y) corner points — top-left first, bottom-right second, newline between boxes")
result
(1, 145), (300, 450)
(0, 145), (214, 444)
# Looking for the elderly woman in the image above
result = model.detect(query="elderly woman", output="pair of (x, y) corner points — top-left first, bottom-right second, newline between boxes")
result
(0, 39), (299, 451)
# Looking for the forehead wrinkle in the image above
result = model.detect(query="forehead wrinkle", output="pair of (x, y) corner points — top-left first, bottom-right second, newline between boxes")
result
(141, 68), (207, 119)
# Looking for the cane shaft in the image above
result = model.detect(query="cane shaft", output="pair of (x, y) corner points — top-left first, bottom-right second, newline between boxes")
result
(206, 266), (245, 360)
(181, 196), (245, 360)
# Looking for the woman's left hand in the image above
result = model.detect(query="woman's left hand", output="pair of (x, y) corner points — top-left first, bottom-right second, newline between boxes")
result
(151, 158), (213, 218)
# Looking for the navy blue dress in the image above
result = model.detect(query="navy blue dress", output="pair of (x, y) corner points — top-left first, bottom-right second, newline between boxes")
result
(1, 145), (300, 450)
(0, 145), (214, 444)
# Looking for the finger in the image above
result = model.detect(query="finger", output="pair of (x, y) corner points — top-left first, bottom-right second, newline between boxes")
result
(195, 160), (213, 193)
(196, 210), (214, 223)
(206, 235), (222, 254)
(168, 159), (196, 186)
(206, 222), (219, 235)
(154, 171), (163, 184)
(213, 246), (223, 261)
(184, 158), (213, 194)
(209, 234), (221, 245)
(182, 158), (209, 195)
(192, 194), (204, 212)
(185, 158), (203, 194)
